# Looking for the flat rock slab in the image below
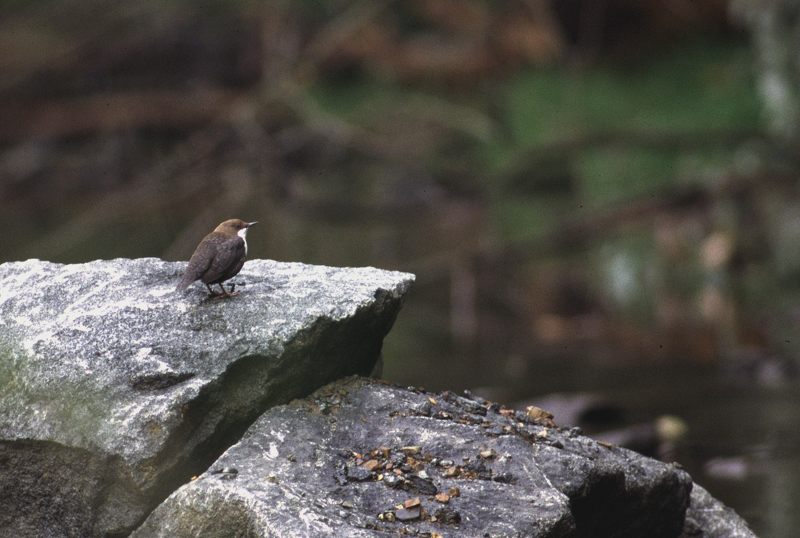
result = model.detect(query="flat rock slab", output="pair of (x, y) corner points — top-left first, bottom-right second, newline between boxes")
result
(0, 258), (413, 537)
(134, 377), (694, 538)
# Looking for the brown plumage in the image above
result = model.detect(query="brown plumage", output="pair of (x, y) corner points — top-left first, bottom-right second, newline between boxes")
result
(176, 219), (257, 297)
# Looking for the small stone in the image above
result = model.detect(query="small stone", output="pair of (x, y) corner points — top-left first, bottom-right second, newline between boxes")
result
(341, 500), (354, 509)
(443, 466), (459, 477)
(383, 474), (401, 487)
(434, 507), (461, 525)
(405, 475), (437, 495)
(403, 497), (421, 509)
(525, 405), (555, 425)
(493, 472), (515, 484)
(346, 463), (372, 482)
(362, 459), (381, 472)
(434, 493), (450, 503)
(447, 486), (460, 497)
(400, 446), (421, 455)
(479, 449), (496, 459)
(211, 467), (238, 476)
(417, 470), (429, 479)
(211, 467), (238, 480)
(395, 506), (421, 521)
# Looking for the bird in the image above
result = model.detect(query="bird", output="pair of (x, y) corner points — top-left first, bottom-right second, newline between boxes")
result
(176, 219), (257, 297)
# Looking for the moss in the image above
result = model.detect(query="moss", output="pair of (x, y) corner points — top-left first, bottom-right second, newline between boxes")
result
(0, 337), (116, 449)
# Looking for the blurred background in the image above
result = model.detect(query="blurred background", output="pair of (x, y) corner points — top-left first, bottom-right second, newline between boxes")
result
(2, 0), (800, 535)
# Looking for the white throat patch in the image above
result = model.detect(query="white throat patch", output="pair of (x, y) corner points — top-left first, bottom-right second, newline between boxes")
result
(238, 227), (249, 256)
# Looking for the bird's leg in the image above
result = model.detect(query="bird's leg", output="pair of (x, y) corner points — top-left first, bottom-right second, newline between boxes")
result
(206, 283), (221, 297)
(217, 283), (239, 298)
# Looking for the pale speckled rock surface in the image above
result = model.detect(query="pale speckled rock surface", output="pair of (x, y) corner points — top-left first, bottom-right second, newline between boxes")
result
(0, 258), (413, 537)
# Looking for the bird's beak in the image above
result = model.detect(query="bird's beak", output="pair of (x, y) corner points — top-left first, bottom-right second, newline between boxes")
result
(247, 221), (258, 227)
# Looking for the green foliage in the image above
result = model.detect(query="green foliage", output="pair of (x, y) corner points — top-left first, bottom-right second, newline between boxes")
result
(495, 39), (760, 224)
(505, 40), (758, 144)
(310, 38), (760, 242)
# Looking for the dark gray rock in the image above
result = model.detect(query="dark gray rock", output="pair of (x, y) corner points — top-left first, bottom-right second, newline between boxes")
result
(0, 258), (413, 537)
(133, 377), (694, 538)
(681, 484), (756, 538)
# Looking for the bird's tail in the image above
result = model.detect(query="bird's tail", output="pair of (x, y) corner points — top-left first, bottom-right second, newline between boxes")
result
(176, 273), (193, 292)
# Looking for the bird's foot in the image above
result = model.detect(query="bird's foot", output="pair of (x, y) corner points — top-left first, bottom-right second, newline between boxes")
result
(208, 283), (239, 298)
(207, 290), (239, 299)
(219, 290), (240, 298)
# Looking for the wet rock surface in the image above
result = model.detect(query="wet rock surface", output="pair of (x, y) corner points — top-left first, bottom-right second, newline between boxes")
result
(0, 258), (413, 537)
(134, 376), (695, 538)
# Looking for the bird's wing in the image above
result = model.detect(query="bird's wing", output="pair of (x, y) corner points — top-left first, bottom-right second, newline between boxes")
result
(176, 235), (218, 290)
(203, 236), (246, 284)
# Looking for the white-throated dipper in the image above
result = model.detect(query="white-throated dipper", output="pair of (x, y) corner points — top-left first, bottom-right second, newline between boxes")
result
(176, 219), (257, 297)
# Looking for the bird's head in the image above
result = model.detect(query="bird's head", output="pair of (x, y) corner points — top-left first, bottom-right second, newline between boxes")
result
(216, 219), (257, 238)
